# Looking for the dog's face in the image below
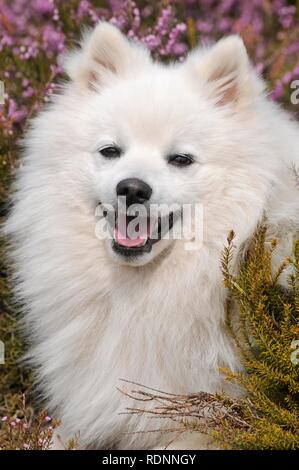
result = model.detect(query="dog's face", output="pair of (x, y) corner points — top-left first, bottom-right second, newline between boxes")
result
(60, 23), (262, 266)
(87, 72), (219, 266)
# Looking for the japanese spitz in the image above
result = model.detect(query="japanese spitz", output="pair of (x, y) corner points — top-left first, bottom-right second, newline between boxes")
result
(6, 22), (299, 449)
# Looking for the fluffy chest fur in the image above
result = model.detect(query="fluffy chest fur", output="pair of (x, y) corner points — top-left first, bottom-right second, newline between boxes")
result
(31, 240), (239, 448)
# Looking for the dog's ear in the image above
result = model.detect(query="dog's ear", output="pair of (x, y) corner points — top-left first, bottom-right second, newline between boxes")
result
(64, 22), (150, 90)
(187, 36), (262, 106)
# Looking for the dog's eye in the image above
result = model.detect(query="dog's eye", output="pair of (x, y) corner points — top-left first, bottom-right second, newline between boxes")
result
(99, 145), (121, 158)
(168, 154), (194, 167)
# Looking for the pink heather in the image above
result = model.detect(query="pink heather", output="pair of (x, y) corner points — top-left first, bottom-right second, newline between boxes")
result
(0, 0), (298, 137)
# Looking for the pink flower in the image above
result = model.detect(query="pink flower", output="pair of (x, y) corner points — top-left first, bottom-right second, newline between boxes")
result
(42, 26), (65, 53)
(32, 0), (54, 16)
(271, 82), (284, 101)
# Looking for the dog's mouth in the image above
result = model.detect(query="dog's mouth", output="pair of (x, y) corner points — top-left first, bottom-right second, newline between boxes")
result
(108, 212), (175, 257)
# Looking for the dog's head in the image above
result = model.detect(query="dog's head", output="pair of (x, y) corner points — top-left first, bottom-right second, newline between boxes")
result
(56, 23), (265, 266)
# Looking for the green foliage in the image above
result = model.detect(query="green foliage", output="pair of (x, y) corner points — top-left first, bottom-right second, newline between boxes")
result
(0, 239), (32, 418)
(216, 227), (299, 449)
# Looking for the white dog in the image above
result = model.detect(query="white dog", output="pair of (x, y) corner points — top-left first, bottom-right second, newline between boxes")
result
(5, 22), (299, 449)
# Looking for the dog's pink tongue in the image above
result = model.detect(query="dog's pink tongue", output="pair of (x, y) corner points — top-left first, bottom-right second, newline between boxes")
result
(115, 223), (148, 248)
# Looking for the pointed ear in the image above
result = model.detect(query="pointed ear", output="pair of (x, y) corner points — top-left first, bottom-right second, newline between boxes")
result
(64, 22), (150, 90)
(187, 36), (262, 106)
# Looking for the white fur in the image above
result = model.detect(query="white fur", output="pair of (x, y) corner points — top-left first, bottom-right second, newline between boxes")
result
(5, 23), (299, 449)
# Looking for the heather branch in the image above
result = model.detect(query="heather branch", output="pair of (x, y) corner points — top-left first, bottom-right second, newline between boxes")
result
(118, 380), (250, 434)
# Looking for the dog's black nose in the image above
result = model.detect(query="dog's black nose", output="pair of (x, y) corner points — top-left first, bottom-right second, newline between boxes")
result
(116, 178), (152, 205)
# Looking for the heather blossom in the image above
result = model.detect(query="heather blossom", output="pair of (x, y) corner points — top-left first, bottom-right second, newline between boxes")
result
(0, 0), (298, 140)
(0, 402), (60, 450)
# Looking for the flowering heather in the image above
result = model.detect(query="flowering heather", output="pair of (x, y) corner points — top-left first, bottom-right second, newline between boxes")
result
(0, 0), (299, 144)
(0, 395), (79, 449)
(0, 396), (60, 450)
